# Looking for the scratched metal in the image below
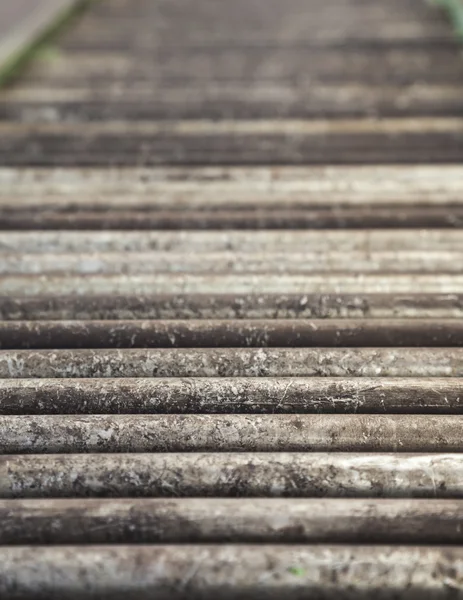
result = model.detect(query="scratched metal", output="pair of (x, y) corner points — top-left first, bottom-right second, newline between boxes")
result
(1, 377), (463, 414)
(1, 0), (463, 595)
(3, 230), (463, 253)
(1, 545), (463, 599)
(1, 348), (463, 378)
(1, 453), (463, 499)
(1, 319), (463, 349)
(2, 414), (463, 453)
(1, 498), (462, 545)
(6, 273), (463, 296)
(3, 251), (463, 273)
(2, 293), (463, 320)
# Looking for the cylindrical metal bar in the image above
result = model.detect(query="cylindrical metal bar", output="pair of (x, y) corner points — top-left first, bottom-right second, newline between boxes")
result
(2, 116), (460, 134)
(4, 273), (463, 295)
(1, 166), (461, 203)
(3, 250), (463, 274)
(2, 415), (462, 454)
(1, 377), (463, 414)
(1, 117), (463, 166)
(2, 348), (463, 378)
(1, 497), (463, 544)
(1, 452), (462, 499)
(3, 207), (463, 229)
(0, 544), (462, 599)
(1, 319), (463, 349)
(1, 230), (463, 254)
(2, 293), (462, 320)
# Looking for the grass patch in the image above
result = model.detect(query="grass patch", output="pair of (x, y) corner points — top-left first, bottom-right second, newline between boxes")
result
(288, 566), (306, 577)
(432, 0), (463, 40)
(0, 0), (94, 88)
(35, 46), (63, 62)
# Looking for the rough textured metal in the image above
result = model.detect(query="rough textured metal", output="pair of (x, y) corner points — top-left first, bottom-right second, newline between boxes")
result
(3, 85), (463, 120)
(4, 209), (463, 230)
(3, 293), (463, 320)
(1, 377), (463, 414)
(1, 319), (463, 349)
(2, 498), (463, 545)
(2, 348), (463, 378)
(1, 166), (463, 206)
(5, 273), (463, 296)
(1, 545), (463, 600)
(2, 118), (463, 166)
(3, 414), (463, 454)
(2, 230), (463, 254)
(1, 453), (463, 499)
(1, 0), (463, 593)
(6, 251), (463, 273)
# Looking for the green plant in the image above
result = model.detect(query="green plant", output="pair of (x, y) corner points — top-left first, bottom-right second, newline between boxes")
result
(288, 566), (306, 577)
(432, 0), (463, 40)
(0, 0), (94, 88)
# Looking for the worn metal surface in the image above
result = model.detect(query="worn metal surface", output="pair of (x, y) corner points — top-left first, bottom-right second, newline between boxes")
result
(7, 251), (463, 273)
(6, 273), (463, 296)
(3, 414), (463, 453)
(1, 166), (463, 205)
(3, 230), (463, 253)
(2, 293), (463, 320)
(2, 319), (463, 349)
(1, 545), (463, 599)
(7, 208), (463, 229)
(0, 163), (461, 187)
(2, 452), (463, 499)
(2, 498), (463, 544)
(2, 348), (463, 378)
(1, 377), (463, 414)
(1, 0), (463, 596)
(2, 120), (463, 167)
(0, 0), (462, 165)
